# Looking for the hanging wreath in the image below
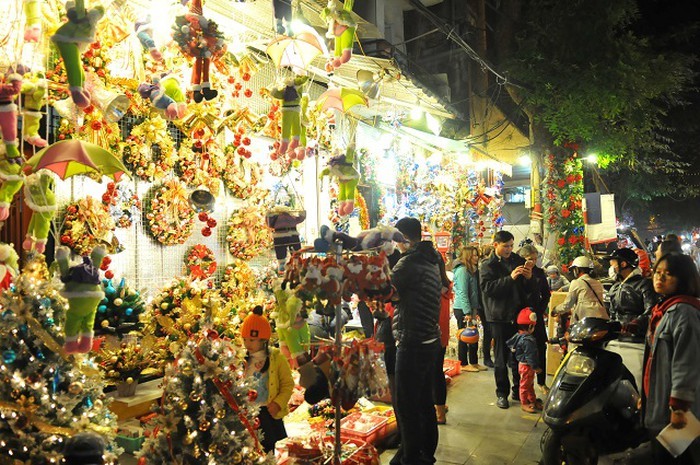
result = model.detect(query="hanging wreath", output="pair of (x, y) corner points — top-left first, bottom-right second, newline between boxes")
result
(226, 205), (272, 261)
(175, 141), (224, 196)
(144, 179), (195, 245)
(221, 144), (264, 199)
(102, 182), (141, 228)
(220, 259), (257, 301)
(121, 115), (175, 182)
(184, 244), (217, 280)
(60, 196), (117, 255)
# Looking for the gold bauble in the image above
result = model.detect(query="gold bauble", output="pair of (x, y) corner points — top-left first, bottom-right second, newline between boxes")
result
(198, 419), (210, 431)
(68, 381), (83, 395)
(208, 443), (218, 454)
(94, 399), (104, 409)
(110, 356), (119, 364)
(193, 443), (201, 458)
(126, 377), (134, 384)
(101, 320), (110, 328)
(215, 409), (226, 419)
(232, 452), (242, 463)
(183, 323), (192, 331)
(114, 298), (123, 306)
(179, 401), (189, 411)
(160, 302), (169, 310)
(181, 365), (193, 376)
(189, 391), (202, 402)
(183, 432), (194, 445)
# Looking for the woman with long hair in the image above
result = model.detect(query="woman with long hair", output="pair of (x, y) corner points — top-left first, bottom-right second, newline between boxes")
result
(644, 252), (700, 464)
(453, 246), (488, 372)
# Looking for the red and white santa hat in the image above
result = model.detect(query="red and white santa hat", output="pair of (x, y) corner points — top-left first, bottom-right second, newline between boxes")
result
(516, 307), (537, 326)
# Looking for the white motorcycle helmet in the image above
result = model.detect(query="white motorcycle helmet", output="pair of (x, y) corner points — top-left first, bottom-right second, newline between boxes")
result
(571, 256), (594, 270)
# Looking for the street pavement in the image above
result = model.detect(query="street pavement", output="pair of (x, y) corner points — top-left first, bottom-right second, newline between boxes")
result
(378, 362), (653, 465)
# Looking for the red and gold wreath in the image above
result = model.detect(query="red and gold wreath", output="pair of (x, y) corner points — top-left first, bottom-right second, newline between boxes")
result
(185, 244), (217, 280)
(221, 145), (264, 199)
(121, 116), (175, 182)
(220, 259), (257, 301)
(175, 142), (225, 196)
(145, 179), (195, 245)
(226, 205), (272, 261)
(60, 196), (116, 256)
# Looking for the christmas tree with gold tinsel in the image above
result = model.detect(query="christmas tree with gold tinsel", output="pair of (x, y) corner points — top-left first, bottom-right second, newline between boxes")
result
(0, 256), (119, 463)
(138, 330), (274, 465)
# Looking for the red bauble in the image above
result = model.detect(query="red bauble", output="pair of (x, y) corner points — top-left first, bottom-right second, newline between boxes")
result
(227, 76), (236, 84)
(244, 89), (253, 98)
(104, 270), (114, 279)
(242, 72), (251, 81)
(557, 237), (566, 246)
(207, 218), (217, 228)
(198, 212), (209, 222)
(242, 137), (251, 146)
(201, 227), (212, 237)
(248, 389), (258, 402)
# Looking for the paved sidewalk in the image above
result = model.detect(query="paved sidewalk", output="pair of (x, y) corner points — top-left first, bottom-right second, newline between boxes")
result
(378, 364), (653, 465)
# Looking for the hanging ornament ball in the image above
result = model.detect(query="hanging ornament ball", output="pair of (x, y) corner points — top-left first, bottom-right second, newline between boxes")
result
(98, 305), (107, 314)
(247, 389), (258, 402)
(207, 218), (217, 228)
(94, 399), (104, 409)
(201, 227), (212, 237)
(253, 417), (261, 429)
(101, 320), (110, 328)
(2, 310), (12, 319)
(198, 212), (209, 222)
(137, 457), (147, 465)
(216, 408), (226, 419)
(68, 381), (84, 395)
(232, 452), (242, 464)
(40, 297), (52, 308)
(46, 317), (54, 326)
(2, 350), (16, 364)
(183, 433), (194, 445)
(125, 307), (134, 316)
(36, 350), (44, 360)
(113, 298), (123, 307)
(160, 302), (169, 310)
(189, 391), (202, 402)
(179, 400), (189, 411)
(110, 356), (119, 364)
(126, 377), (134, 384)
(105, 270), (115, 279)
(199, 419), (211, 431)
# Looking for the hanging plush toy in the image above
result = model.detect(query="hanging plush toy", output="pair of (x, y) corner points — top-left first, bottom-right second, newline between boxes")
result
(137, 74), (187, 120)
(172, 0), (226, 103)
(319, 144), (359, 216)
(270, 75), (309, 159)
(272, 0), (292, 35)
(134, 15), (163, 61)
(273, 289), (310, 368)
(21, 71), (48, 147)
(22, 173), (56, 254)
(56, 245), (108, 353)
(314, 224), (407, 253)
(266, 205), (306, 272)
(294, 94), (310, 160)
(0, 243), (19, 290)
(51, 0), (105, 108)
(0, 71), (24, 221)
(320, 0), (356, 71)
(24, 0), (43, 42)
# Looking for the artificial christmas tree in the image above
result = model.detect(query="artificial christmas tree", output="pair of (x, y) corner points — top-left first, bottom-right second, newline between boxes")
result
(138, 329), (275, 465)
(0, 255), (119, 463)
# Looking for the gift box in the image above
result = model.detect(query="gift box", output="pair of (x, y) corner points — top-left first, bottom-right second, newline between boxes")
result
(443, 359), (461, 377)
(116, 434), (145, 454)
(340, 412), (388, 445)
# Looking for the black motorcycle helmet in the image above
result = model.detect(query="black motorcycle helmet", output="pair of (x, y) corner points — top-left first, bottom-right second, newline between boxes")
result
(608, 247), (639, 270)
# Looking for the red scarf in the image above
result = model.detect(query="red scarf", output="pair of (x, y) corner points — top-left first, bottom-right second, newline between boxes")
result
(643, 295), (700, 397)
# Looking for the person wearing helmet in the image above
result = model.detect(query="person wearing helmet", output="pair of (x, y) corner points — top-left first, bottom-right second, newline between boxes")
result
(545, 265), (569, 291)
(553, 256), (608, 323)
(607, 248), (659, 339)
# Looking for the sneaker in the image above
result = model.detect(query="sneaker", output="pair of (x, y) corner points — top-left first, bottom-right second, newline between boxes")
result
(483, 359), (494, 368)
(496, 397), (509, 409)
(521, 403), (537, 414)
(464, 364), (480, 372)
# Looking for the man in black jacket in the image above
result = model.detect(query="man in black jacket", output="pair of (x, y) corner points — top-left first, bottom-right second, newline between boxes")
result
(390, 217), (443, 465)
(480, 230), (536, 409)
(607, 247), (659, 339)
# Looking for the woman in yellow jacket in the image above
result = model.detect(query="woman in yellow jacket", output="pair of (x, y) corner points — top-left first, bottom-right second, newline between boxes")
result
(242, 306), (294, 452)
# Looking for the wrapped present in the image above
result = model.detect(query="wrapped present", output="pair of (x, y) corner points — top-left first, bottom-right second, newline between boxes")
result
(340, 412), (388, 445)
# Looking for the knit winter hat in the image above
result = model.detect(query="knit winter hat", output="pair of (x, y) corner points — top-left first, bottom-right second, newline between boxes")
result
(516, 307), (537, 326)
(63, 432), (106, 465)
(240, 305), (272, 339)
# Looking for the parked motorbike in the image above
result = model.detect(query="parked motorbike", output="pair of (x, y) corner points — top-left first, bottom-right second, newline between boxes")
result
(540, 317), (647, 465)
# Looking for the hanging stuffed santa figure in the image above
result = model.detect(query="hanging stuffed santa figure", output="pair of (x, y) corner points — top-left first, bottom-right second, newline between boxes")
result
(172, 0), (226, 103)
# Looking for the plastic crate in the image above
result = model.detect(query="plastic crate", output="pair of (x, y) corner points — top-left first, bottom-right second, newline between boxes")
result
(115, 434), (145, 454)
(443, 359), (461, 377)
(340, 412), (388, 445)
